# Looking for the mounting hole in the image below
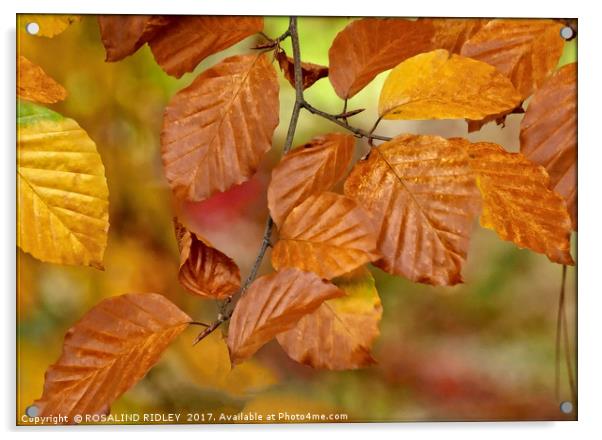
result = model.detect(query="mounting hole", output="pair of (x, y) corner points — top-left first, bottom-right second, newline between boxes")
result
(560, 401), (574, 414)
(25, 404), (39, 417)
(25, 22), (40, 35)
(560, 26), (574, 41)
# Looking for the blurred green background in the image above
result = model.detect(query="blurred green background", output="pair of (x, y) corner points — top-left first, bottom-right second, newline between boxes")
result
(17, 16), (577, 423)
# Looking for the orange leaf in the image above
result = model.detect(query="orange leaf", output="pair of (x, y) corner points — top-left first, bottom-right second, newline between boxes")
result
(460, 19), (564, 99)
(520, 63), (577, 229)
(34, 293), (191, 420)
(378, 49), (521, 120)
(277, 266), (382, 370)
(174, 218), (241, 299)
(161, 53), (279, 201)
(149, 16), (264, 78)
(271, 192), (380, 279)
(267, 133), (354, 227)
(227, 268), (344, 364)
(17, 56), (67, 104)
(455, 139), (574, 265)
(344, 134), (481, 285)
(276, 49), (329, 90)
(97, 15), (170, 62)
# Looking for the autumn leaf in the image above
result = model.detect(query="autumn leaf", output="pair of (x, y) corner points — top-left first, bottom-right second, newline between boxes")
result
(19, 15), (80, 38)
(17, 101), (109, 268)
(427, 18), (488, 53)
(98, 15), (171, 62)
(378, 49), (521, 120)
(17, 56), (67, 104)
(227, 268), (344, 364)
(161, 53), (279, 201)
(520, 63), (577, 229)
(460, 19), (564, 100)
(344, 134), (481, 285)
(276, 49), (329, 90)
(453, 139), (573, 265)
(148, 16), (264, 78)
(174, 218), (241, 299)
(277, 266), (382, 370)
(271, 192), (380, 279)
(466, 103), (525, 133)
(267, 133), (354, 226)
(34, 293), (191, 420)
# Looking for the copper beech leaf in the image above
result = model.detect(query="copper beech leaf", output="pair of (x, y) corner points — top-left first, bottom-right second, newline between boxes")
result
(161, 53), (279, 201)
(460, 19), (564, 100)
(275, 50), (329, 90)
(378, 49), (521, 120)
(34, 293), (191, 420)
(227, 268), (344, 364)
(520, 63), (577, 229)
(149, 16), (264, 78)
(267, 133), (354, 227)
(277, 266), (382, 370)
(271, 192), (380, 279)
(17, 56), (67, 104)
(344, 134), (481, 285)
(455, 140), (574, 265)
(174, 219), (241, 299)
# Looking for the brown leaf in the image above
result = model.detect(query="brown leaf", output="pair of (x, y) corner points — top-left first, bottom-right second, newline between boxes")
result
(227, 268), (344, 364)
(428, 18), (488, 53)
(17, 56), (67, 104)
(276, 49), (329, 90)
(344, 134), (481, 285)
(267, 133), (354, 227)
(378, 49), (521, 120)
(161, 53), (279, 201)
(520, 63), (576, 229)
(466, 103), (525, 133)
(97, 15), (171, 62)
(277, 266), (382, 370)
(149, 16), (264, 78)
(460, 19), (564, 99)
(34, 293), (191, 420)
(174, 218), (241, 299)
(272, 192), (379, 279)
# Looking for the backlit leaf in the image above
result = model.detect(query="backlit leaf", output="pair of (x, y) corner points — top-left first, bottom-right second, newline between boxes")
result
(344, 134), (481, 285)
(34, 293), (191, 420)
(161, 53), (279, 201)
(17, 101), (109, 268)
(378, 49), (521, 120)
(271, 192), (380, 279)
(17, 56), (67, 104)
(520, 63), (576, 229)
(149, 16), (264, 78)
(276, 49), (329, 90)
(277, 266), (382, 370)
(174, 218), (241, 299)
(227, 268), (344, 364)
(460, 19), (564, 99)
(267, 133), (354, 227)
(20, 15), (80, 38)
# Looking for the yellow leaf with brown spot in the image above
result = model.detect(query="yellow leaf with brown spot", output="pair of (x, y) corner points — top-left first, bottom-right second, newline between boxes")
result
(19, 15), (80, 38)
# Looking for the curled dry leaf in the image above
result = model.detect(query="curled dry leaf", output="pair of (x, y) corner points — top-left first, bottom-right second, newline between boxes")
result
(17, 56), (67, 104)
(161, 53), (279, 201)
(520, 63), (577, 229)
(275, 49), (329, 90)
(227, 268), (344, 364)
(460, 19), (564, 100)
(267, 133), (354, 226)
(174, 218), (241, 299)
(34, 293), (191, 420)
(98, 15), (171, 62)
(344, 134), (481, 285)
(454, 139), (574, 265)
(149, 16), (264, 78)
(271, 192), (380, 279)
(17, 102), (109, 269)
(277, 266), (382, 370)
(378, 49), (521, 120)
(20, 15), (80, 38)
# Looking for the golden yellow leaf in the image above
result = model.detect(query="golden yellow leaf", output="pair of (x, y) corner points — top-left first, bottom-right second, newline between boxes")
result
(344, 134), (481, 285)
(277, 266), (382, 370)
(19, 15), (81, 38)
(378, 49), (521, 120)
(17, 102), (109, 268)
(17, 56), (67, 104)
